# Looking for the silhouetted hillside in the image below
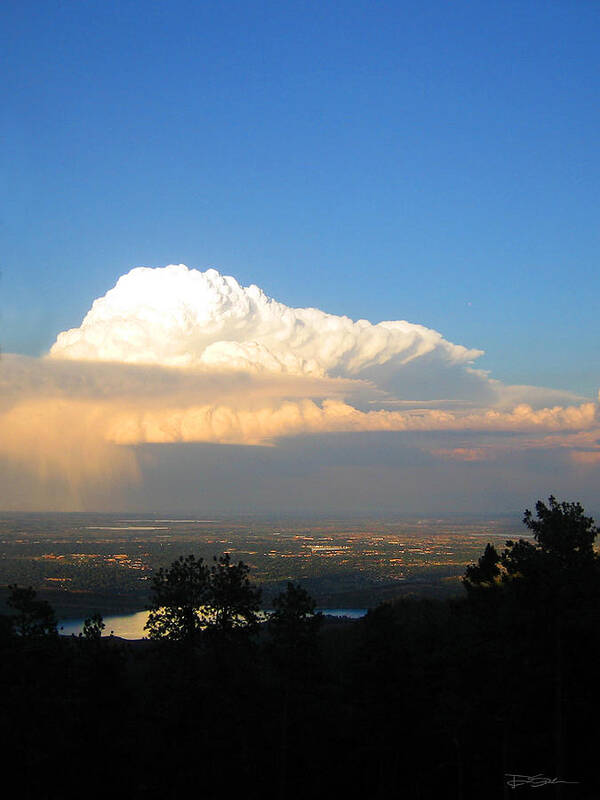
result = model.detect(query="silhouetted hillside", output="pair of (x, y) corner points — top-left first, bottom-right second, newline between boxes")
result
(2, 499), (598, 799)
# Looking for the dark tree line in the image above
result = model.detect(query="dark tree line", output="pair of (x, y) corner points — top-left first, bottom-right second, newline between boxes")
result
(144, 552), (264, 643)
(2, 497), (600, 799)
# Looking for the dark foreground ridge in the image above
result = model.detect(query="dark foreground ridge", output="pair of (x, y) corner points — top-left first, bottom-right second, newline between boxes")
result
(2, 497), (599, 799)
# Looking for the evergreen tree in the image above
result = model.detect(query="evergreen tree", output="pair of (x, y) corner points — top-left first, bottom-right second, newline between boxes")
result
(145, 554), (210, 643)
(268, 582), (322, 674)
(144, 552), (261, 643)
(206, 553), (262, 638)
(82, 613), (105, 641)
(463, 542), (501, 590)
(7, 585), (57, 637)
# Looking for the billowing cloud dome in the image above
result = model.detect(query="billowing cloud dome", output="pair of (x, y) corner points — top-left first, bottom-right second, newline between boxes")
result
(50, 264), (482, 378)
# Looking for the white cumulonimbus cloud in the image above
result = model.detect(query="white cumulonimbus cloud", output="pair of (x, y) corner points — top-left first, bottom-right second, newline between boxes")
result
(1, 264), (598, 509)
(50, 264), (482, 378)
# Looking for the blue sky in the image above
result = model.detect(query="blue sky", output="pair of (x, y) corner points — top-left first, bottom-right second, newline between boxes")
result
(1, 1), (600, 513)
(2, 0), (599, 395)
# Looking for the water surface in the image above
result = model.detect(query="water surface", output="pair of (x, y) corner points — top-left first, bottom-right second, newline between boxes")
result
(59, 607), (368, 639)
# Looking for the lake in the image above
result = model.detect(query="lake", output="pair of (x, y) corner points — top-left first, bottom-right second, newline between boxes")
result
(59, 607), (368, 639)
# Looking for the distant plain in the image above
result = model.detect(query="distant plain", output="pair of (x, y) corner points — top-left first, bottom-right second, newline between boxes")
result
(0, 512), (526, 619)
